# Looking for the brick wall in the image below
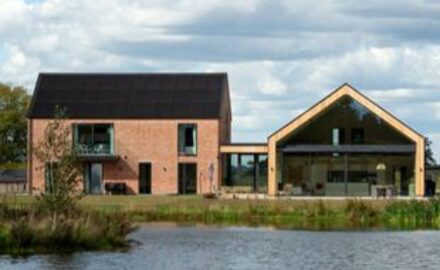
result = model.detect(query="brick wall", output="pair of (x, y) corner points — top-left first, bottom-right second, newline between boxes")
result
(29, 119), (221, 194)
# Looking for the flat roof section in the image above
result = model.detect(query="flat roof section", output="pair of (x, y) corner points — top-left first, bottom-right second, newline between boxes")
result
(220, 144), (268, 154)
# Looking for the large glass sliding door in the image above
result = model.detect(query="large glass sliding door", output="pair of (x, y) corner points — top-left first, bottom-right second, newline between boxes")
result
(281, 154), (414, 196)
(222, 154), (268, 193)
(178, 163), (197, 194)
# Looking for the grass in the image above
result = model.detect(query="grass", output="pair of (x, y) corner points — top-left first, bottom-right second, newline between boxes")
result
(5, 194), (440, 253)
(9, 195), (440, 230)
(0, 196), (135, 256)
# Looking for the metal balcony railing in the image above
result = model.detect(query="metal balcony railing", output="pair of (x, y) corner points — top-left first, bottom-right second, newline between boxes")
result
(75, 144), (112, 156)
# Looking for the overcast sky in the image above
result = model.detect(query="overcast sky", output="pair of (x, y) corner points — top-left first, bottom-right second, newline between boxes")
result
(1, 0), (440, 159)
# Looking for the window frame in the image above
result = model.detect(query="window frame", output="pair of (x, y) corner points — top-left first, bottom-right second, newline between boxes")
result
(72, 123), (115, 155)
(178, 123), (198, 156)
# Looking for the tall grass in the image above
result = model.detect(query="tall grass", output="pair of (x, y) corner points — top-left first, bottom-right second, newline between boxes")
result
(383, 198), (440, 229)
(0, 197), (135, 255)
(123, 197), (440, 230)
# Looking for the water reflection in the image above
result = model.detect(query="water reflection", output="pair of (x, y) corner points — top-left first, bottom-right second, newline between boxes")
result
(1, 224), (440, 270)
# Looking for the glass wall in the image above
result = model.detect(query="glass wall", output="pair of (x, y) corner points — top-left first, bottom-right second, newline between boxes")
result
(280, 153), (414, 196)
(222, 154), (268, 193)
(281, 96), (413, 146)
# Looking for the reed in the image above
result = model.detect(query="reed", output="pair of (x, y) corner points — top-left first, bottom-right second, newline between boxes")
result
(0, 197), (135, 256)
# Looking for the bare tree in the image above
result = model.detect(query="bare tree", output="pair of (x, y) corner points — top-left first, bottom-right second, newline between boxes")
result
(33, 107), (82, 226)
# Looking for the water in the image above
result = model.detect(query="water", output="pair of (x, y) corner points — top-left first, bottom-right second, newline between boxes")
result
(1, 223), (440, 270)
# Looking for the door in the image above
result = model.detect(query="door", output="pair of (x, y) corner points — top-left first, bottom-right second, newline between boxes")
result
(84, 163), (103, 194)
(178, 163), (197, 194)
(139, 163), (152, 194)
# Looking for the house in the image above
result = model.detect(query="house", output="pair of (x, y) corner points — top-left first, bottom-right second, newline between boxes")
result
(0, 169), (27, 194)
(27, 73), (231, 195)
(27, 73), (426, 196)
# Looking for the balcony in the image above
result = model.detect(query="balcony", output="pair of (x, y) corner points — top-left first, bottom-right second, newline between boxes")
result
(73, 124), (118, 162)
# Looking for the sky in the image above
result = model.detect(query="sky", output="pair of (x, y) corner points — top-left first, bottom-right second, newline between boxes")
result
(1, 0), (440, 159)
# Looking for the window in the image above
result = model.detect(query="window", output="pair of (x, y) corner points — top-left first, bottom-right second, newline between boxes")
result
(351, 128), (364, 144)
(178, 124), (197, 156)
(73, 124), (114, 155)
(332, 128), (345, 145)
(328, 171), (345, 183)
(44, 162), (58, 193)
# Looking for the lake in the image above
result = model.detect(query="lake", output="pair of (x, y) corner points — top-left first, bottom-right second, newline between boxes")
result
(1, 223), (440, 270)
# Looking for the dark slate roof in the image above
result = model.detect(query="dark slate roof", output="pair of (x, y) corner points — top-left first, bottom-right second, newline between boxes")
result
(28, 73), (229, 119)
(0, 169), (27, 183)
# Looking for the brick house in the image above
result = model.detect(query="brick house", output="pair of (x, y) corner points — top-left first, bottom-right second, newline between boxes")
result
(27, 74), (426, 196)
(27, 73), (231, 194)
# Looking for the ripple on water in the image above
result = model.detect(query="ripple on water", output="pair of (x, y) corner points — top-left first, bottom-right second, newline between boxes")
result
(1, 225), (440, 270)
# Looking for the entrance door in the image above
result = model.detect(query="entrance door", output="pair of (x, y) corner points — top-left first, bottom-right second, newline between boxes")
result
(139, 163), (152, 194)
(84, 163), (103, 194)
(178, 163), (197, 194)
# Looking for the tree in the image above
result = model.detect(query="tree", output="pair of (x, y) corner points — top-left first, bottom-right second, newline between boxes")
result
(33, 107), (83, 225)
(0, 83), (30, 164)
(425, 138), (436, 166)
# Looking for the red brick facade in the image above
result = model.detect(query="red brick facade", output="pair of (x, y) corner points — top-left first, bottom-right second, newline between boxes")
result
(28, 119), (229, 194)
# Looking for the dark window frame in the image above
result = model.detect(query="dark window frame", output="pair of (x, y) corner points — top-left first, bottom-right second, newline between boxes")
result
(72, 123), (115, 155)
(178, 123), (198, 156)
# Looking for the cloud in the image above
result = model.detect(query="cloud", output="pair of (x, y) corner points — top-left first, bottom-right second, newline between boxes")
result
(1, 0), (440, 159)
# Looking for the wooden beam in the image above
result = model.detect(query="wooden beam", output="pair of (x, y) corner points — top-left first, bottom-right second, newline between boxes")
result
(220, 145), (268, 154)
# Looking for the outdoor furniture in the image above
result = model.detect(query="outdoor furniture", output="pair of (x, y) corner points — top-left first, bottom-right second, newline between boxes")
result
(77, 144), (89, 155)
(371, 185), (396, 198)
(283, 183), (293, 195)
(105, 182), (127, 195)
(292, 186), (302, 196)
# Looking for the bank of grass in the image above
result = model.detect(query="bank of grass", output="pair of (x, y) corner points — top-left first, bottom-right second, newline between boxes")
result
(6, 196), (440, 242)
(87, 196), (440, 230)
(0, 196), (134, 256)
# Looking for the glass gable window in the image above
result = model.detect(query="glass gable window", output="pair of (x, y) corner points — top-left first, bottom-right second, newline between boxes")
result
(332, 128), (345, 145)
(282, 96), (413, 145)
(178, 124), (197, 156)
(351, 128), (365, 144)
(73, 124), (114, 155)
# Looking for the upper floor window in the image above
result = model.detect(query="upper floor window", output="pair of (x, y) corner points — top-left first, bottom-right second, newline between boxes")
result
(178, 124), (197, 156)
(73, 124), (114, 155)
(351, 128), (365, 144)
(332, 128), (345, 145)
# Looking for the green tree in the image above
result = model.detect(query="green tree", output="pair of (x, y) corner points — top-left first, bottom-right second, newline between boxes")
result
(33, 108), (83, 226)
(425, 138), (436, 166)
(0, 83), (30, 164)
